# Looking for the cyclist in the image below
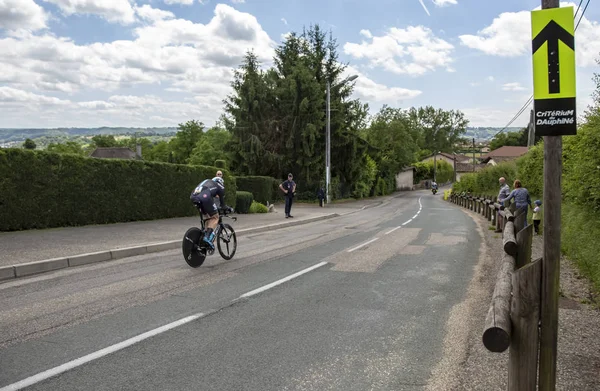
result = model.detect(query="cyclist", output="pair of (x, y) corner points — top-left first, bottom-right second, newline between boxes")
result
(190, 176), (232, 250)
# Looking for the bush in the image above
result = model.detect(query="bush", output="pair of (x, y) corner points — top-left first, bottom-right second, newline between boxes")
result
(452, 161), (517, 196)
(236, 176), (282, 204)
(413, 159), (453, 184)
(0, 148), (236, 231)
(249, 201), (268, 213)
(375, 177), (387, 196)
(235, 191), (254, 214)
(214, 159), (227, 169)
(562, 203), (600, 293)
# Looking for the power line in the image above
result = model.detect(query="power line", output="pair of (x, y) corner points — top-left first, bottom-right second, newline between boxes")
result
(492, 1), (591, 138)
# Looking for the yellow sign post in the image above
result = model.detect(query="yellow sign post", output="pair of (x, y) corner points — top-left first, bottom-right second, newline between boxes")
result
(531, 6), (576, 136)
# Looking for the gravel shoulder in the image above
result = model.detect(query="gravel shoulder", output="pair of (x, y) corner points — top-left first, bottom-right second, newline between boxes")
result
(427, 204), (600, 390)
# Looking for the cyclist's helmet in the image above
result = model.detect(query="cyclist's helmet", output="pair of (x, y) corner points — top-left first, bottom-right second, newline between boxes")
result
(213, 176), (224, 186)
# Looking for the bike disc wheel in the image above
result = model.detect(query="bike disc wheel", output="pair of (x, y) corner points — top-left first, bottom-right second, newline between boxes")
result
(217, 223), (237, 260)
(182, 227), (207, 268)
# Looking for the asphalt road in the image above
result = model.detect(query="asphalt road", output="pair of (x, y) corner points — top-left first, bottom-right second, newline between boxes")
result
(0, 190), (480, 391)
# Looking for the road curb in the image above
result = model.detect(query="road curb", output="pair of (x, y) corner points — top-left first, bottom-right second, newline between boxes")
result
(0, 213), (340, 282)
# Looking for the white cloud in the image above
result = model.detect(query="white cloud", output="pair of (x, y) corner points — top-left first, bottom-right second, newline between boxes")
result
(487, 76), (495, 82)
(42, 0), (137, 24)
(344, 26), (454, 76)
(164, 0), (194, 5)
(459, 2), (600, 67)
(0, 86), (71, 105)
(231, 0), (245, 3)
(0, 88), (226, 127)
(134, 4), (175, 22)
(343, 66), (422, 105)
(462, 107), (530, 128)
(0, 4), (276, 127)
(502, 82), (526, 91)
(432, 0), (457, 6)
(281, 18), (287, 25)
(0, 0), (49, 31)
(359, 29), (372, 38)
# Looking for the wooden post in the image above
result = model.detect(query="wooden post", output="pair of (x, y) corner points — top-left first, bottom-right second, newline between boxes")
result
(509, 258), (542, 391)
(482, 251), (516, 353)
(538, 4), (562, 388)
(514, 208), (527, 233)
(516, 224), (534, 269)
(503, 220), (518, 256)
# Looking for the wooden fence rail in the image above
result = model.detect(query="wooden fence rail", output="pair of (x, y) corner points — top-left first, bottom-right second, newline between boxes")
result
(448, 191), (540, 390)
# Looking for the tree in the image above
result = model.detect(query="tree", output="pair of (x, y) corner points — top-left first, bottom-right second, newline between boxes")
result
(408, 106), (469, 153)
(145, 141), (171, 162)
(47, 141), (85, 155)
(224, 25), (370, 197)
(364, 105), (420, 189)
(91, 135), (119, 148)
(168, 120), (205, 164)
(23, 138), (37, 149)
(489, 129), (528, 150)
(189, 126), (232, 166)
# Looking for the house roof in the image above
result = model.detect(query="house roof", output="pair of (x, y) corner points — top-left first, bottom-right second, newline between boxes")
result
(421, 152), (470, 162)
(456, 163), (487, 172)
(90, 147), (140, 159)
(481, 146), (529, 159)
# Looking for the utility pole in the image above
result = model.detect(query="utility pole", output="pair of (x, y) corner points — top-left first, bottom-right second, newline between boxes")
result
(539, 1), (561, 390)
(453, 152), (457, 182)
(472, 137), (476, 172)
(433, 152), (437, 183)
(326, 81), (331, 205)
(527, 109), (535, 148)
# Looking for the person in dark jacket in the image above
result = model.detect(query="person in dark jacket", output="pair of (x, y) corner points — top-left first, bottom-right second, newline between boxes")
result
(279, 173), (296, 218)
(317, 186), (325, 207)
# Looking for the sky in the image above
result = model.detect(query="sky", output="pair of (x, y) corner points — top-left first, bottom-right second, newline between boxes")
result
(1, 0), (599, 129)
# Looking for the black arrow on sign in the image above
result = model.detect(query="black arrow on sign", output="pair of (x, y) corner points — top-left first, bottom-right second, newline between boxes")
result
(532, 20), (574, 94)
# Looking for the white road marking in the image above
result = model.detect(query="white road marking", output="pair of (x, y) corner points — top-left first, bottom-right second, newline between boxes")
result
(239, 262), (328, 299)
(402, 219), (413, 225)
(385, 226), (402, 235)
(0, 314), (204, 391)
(347, 238), (379, 253)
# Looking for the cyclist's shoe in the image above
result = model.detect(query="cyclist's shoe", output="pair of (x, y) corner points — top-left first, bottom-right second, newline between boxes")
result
(203, 230), (215, 250)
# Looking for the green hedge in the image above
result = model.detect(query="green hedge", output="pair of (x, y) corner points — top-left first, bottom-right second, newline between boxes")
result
(249, 201), (268, 213)
(236, 176), (282, 204)
(235, 191), (254, 214)
(0, 148), (236, 231)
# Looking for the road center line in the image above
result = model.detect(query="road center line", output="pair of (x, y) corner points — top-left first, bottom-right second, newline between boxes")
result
(0, 314), (204, 391)
(385, 226), (402, 235)
(402, 219), (413, 226)
(239, 262), (328, 299)
(347, 238), (379, 253)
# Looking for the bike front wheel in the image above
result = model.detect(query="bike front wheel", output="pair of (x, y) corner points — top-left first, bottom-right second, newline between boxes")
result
(217, 223), (237, 260)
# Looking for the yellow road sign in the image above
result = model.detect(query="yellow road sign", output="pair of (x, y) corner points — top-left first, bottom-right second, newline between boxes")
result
(531, 6), (577, 136)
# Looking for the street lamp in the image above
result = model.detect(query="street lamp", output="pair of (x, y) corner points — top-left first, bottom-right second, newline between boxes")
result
(326, 74), (358, 204)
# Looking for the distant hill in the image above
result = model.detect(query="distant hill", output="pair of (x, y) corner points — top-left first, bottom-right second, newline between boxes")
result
(0, 127), (178, 144)
(0, 125), (522, 147)
(465, 127), (523, 142)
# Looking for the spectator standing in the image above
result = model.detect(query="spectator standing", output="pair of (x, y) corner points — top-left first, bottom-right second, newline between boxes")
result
(496, 177), (511, 233)
(504, 179), (532, 232)
(317, 186), (325, 207)
(279, 173), (296, 218)
(533, 200), (542, 235)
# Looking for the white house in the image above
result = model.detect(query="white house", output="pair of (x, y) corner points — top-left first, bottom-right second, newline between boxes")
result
(395, 167), (416, 191)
